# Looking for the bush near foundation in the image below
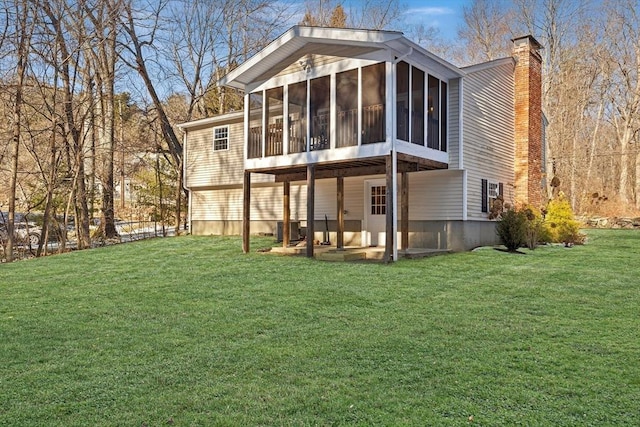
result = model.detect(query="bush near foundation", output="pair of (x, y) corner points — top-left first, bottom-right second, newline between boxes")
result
(496, 208), (527, 252)
(496, 205), (549, 251)
(494, 194), (584, 251)
(522, 205), (550, 249)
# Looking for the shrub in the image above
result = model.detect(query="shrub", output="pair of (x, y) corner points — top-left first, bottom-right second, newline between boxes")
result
(522, 206), (549, 250)
(496, 208), (527, 252)
(545, 192), (585, 245)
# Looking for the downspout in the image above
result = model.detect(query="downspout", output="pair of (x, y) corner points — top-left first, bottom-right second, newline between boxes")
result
(459, 78), (467, 221)
(180, 129), (192, 232)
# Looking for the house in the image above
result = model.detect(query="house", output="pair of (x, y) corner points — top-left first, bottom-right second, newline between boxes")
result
(178, 26), (544, 261)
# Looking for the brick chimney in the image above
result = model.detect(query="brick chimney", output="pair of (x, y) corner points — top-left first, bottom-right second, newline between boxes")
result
(512, 35), (544, 208)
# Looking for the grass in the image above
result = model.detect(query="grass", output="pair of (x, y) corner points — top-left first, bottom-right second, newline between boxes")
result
(0, 229), (638, 426)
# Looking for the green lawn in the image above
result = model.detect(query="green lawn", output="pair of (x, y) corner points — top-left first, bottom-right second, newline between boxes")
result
(1, 230), (638, 426)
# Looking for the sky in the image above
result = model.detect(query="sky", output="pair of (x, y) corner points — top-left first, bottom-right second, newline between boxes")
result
(400, 0), (471, 40)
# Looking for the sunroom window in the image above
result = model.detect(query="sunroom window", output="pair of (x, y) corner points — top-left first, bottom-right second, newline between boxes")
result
(265, 86), (283, 156)
(362, 62), (386, 144)
(310, 76), (330, 151)
(396, 61), (409, 142)
(288, 81), (307, 154)
(248, 92), (263, 159)
(336, 68), (359, 148)
(412, 67), (425, 145)
(395, 62), (448, 152)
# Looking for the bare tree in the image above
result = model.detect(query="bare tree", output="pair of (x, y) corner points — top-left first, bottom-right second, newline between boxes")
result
(346, 0), (402, 30)
(458, 0), (514, 64)
(5, 0), (32, 261)
(166, 0), (223, 121)
(119, 0), (182, 167)
(84, 0), (122, 238)
(600, 0), (640, 208)
(39, 0), (93, 249)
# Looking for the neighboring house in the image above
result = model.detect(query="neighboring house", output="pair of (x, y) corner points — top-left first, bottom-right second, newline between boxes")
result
(178, 26), (544, 261)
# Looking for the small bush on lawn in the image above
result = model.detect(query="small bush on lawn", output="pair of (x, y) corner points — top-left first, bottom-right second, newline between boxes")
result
(496, 208), (527, 252)
(545, 192), (585, 245)
(523, 205), (551, 249)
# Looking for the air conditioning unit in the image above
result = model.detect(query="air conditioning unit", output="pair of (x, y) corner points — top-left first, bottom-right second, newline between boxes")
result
(276, 221), (300, 242)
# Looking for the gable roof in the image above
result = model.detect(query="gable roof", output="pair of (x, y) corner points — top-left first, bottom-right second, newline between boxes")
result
(218, 25), (464, 90)
(176, 110), (244, 131)
(461, 57), (515, 74)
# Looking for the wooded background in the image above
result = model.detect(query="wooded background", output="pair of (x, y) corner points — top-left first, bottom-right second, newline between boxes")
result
(1, 0), (638, 260)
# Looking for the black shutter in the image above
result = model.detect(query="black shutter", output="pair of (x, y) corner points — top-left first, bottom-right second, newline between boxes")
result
(498, 182), (504, 197)
(481, 179), (488, 213)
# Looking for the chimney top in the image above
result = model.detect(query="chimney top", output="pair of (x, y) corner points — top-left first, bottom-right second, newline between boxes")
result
(511, 35), (543, 52)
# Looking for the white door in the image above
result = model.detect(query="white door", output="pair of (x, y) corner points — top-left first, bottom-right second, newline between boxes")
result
(365, 180), (386, 247)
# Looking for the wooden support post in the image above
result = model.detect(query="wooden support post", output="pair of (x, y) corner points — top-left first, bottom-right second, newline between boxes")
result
(384, 154), (394, 262)
(306, 164), (315, 258)
(283, 181), (290, 247)
(337, 176), (344, 249)
(401, 171), (409, 251)
(242, 171), (251, 253)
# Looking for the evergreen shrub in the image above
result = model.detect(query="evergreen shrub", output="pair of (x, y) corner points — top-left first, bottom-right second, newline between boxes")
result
(545, 192), (585, 245)
(496, 208), (527, 252)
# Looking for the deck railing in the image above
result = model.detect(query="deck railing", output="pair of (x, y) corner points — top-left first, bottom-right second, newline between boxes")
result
(248, 126), (262, 159)
(266, 122), (283, 156)
(247, 104), (385, 157)
(311, 113), (329, 151)
(337, 108), (358, 148)
(289, 118), (306, 153)
(362, 104), (385, 144)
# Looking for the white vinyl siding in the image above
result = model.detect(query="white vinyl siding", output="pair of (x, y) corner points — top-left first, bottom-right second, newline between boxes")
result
(408, 169), (464, 220)
(302, 176), (364, 221)
(185, 122), (244, 187)
(462, 60), (515, 220)
(185, 121), (273, 188)
(191, 184), (306, 222)
(314, 180), (337, 219)
(191, 188), (243, 220)
(447, 78), (461, 169)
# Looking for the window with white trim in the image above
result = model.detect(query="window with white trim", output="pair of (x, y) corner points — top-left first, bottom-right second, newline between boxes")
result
(213, 126), (229, 151)
(488, 181), (500, 209)
(481, 179), (504, 216)
(370, 185), (386, 215)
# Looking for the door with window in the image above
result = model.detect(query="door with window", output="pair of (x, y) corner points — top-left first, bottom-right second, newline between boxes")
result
(365, 180), (386, 246)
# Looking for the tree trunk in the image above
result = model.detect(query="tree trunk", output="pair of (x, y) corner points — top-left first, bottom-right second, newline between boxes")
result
(635, 152), (640, 210)
(120, 5), (182, 166)
(6, 0), (30, 262)
(618, 126), (632, 205)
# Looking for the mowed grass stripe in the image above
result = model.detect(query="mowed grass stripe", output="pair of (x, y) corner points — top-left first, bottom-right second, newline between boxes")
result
(0, 230), (638, 426)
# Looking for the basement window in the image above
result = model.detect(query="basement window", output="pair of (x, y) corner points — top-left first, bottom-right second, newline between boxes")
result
(213, 126), (229, 151)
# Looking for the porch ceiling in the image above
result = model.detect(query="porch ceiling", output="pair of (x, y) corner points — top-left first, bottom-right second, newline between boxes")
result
(247, 154), (448, 182)
(251, 43), (382, 83)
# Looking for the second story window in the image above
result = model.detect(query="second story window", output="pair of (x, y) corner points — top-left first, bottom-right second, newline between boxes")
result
(213, 126), (229, 151)
(288, 81), (307, 154)
(266, 86), (284, 156)
(362, 62), (386, 144)
(396, 62), (448, 152)
(310, 76), (330, 151)
(336, 68), (358, 148)
(427, 75), (448, 151)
